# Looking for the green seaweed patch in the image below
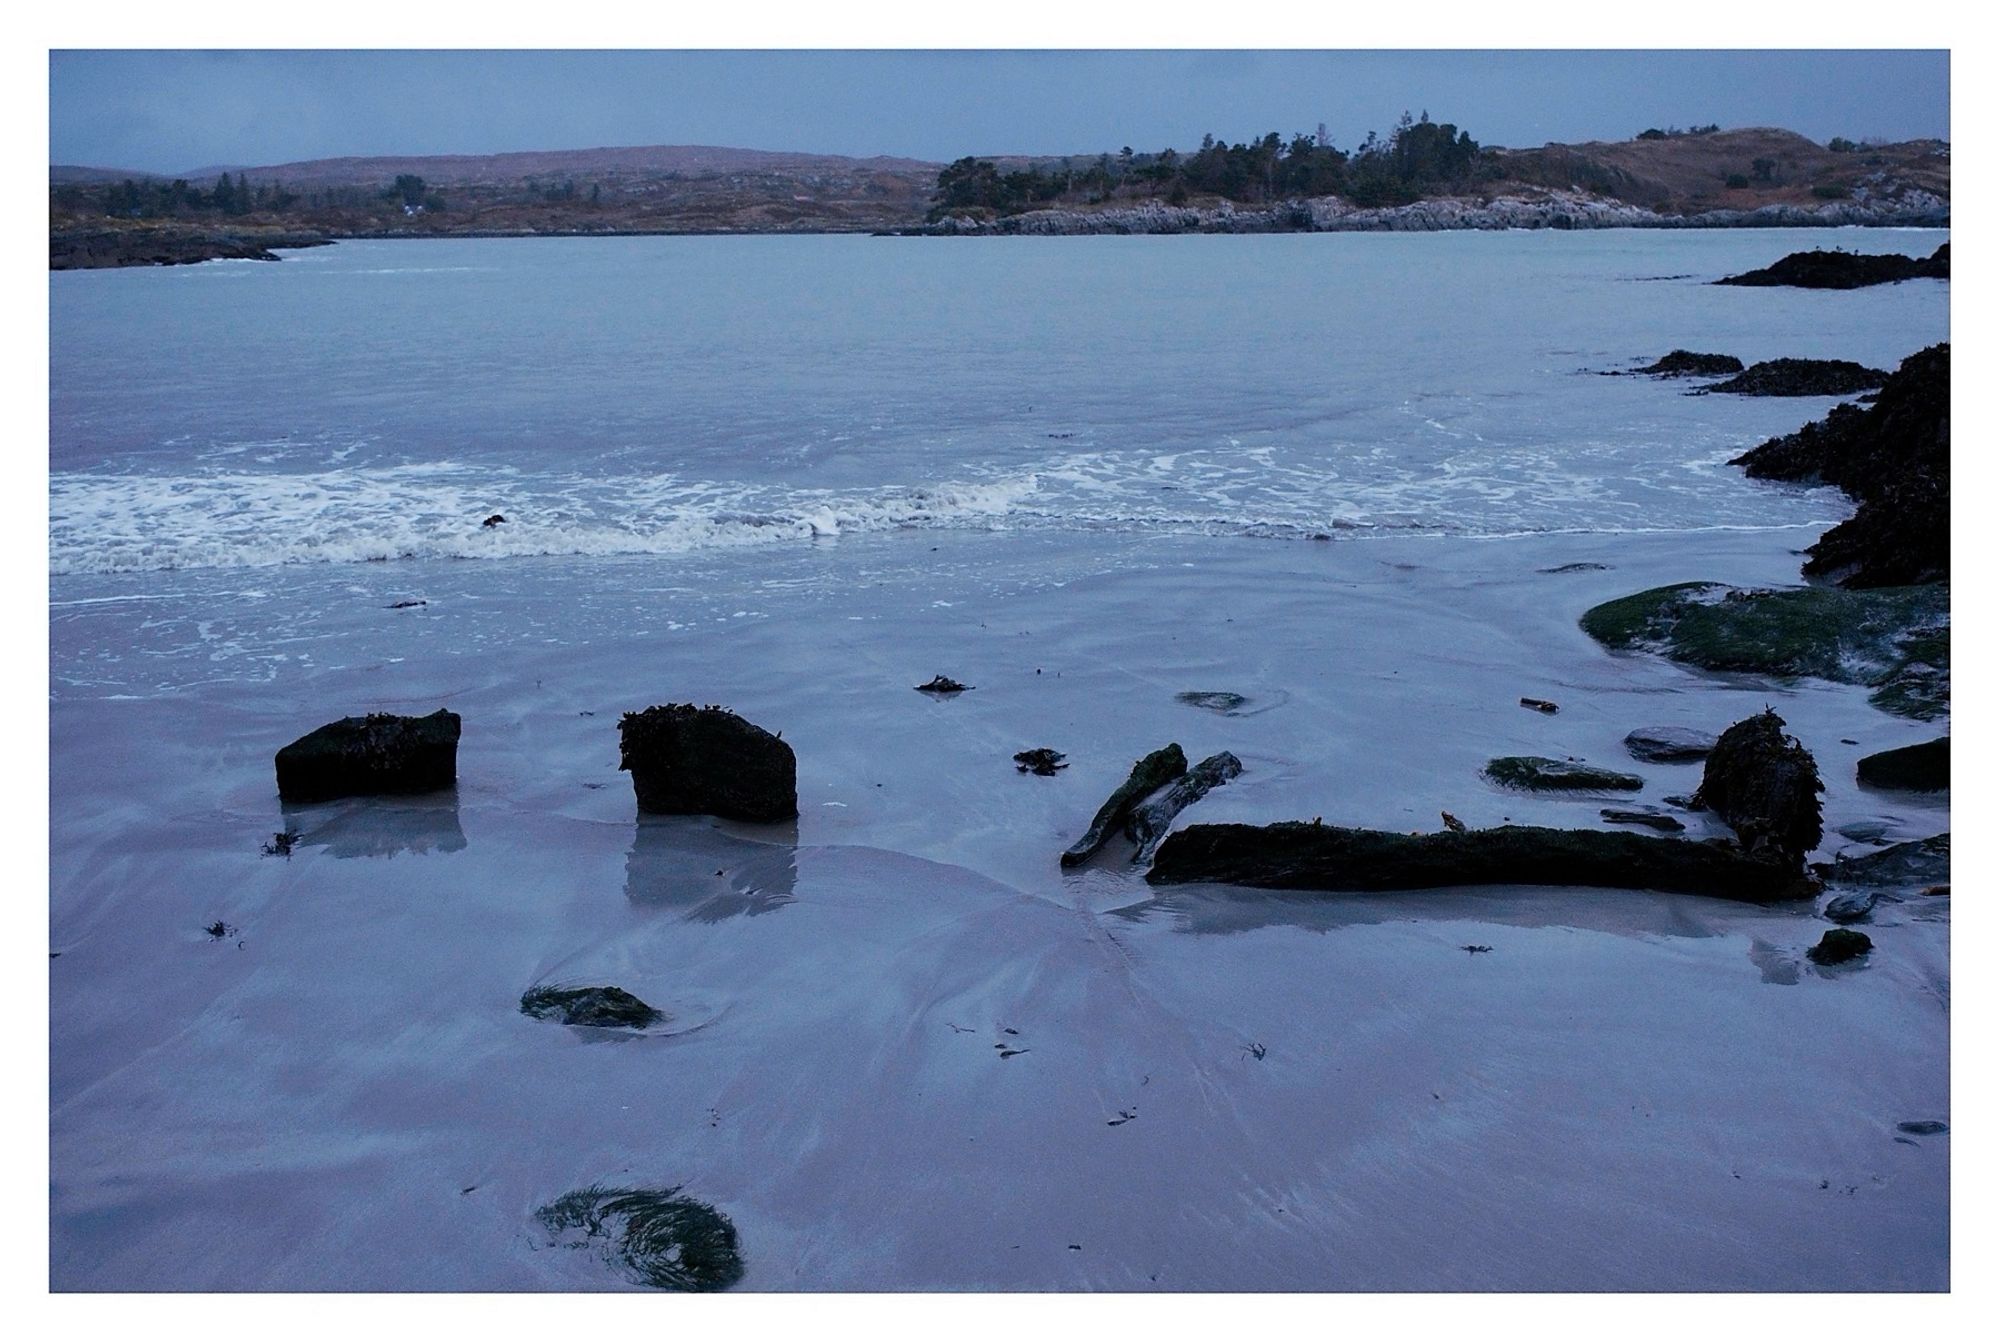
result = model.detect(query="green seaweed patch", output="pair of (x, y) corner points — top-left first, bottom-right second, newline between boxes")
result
(1580, 583), (1949, 720)
(537, 1185), (744, 1291)
(1484, 756), (1644, 792)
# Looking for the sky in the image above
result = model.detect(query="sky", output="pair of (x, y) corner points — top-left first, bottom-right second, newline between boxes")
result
(50, 49), (1950, 174)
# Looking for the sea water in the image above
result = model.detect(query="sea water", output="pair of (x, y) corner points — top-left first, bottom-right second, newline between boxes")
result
(50, 230), (1950, 1290)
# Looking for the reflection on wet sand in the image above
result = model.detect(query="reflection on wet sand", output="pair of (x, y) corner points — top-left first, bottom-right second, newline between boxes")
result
(280, 790), (467, 859)
(624, 815), (798, 921)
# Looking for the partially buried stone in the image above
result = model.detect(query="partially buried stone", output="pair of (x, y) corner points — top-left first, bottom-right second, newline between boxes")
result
(1623, 726), (1718, 763)
(618, 704), (797, 822)
(520, 985), (664, 1029)
(274, 709), (461, 803)
(1484, 757), (1642, 792)
(1806, 928), (1872, 966)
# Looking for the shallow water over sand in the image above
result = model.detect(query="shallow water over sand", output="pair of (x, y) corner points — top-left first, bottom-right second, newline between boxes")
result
(50, 232), (1949, 1290)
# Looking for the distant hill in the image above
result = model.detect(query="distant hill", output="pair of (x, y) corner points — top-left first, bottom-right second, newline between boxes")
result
(50, 127), (1950, 265)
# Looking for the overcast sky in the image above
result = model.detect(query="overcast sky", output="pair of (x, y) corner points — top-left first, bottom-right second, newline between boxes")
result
(50, 49), (1950, 174)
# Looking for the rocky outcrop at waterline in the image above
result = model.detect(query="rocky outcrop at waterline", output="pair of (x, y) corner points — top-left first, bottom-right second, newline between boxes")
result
(1716, 243), (1949, 289)
(1856, 737), (1949, 793)
(1633, 351), (1744, 377)
(1698, 358), (1889, 398)
(1144, 822), (1811, 902)
(926, 190), (1948, 236)
(51, 225), (331, 270)
(1731, 344), (1949, 588)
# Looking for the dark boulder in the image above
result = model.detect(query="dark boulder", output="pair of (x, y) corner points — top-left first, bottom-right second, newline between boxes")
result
(274, 709), (460, 802)
(1484, 756), (1642, 792)
(1857, 737), (1948, 792)
(1806, 928), (1872, 966)
(1715, 244), (1948, 290)
(1732, 344), (1948, 588)
(1623, 726), (1718, 763)
(1145, 822), (1810, 903)
(520, 985), (664, 1029)
(1636, 350), (1743, 377)
(1693, 710), (1823, 865)
(618, 704), (797, 823)
(1060, 744), (1188, 867)
(1699, 359), (1889, 398)
(915, 674), (971, 694)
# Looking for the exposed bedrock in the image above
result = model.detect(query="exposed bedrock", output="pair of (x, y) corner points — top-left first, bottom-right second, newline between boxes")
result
(1060, 743), (1188, 867)
(1715, 243), (1948, 289)
(274, 708), (461, 802)
(1692, 710), (1824, 866)
(1699, 358), (1889, 397)
(1732, 344), (1948, 588)
(617, 704), (797, 822)
(1144, 822), (1811, 902)
(1635, 350), (1744, 377)
(1581, 581), (1948, 721)
(1126, 751), (1243, 864)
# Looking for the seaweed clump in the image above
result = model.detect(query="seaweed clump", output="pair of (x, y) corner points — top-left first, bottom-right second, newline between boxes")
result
(537, 1185), (744, 1291)
(520, 985), (664, 1030)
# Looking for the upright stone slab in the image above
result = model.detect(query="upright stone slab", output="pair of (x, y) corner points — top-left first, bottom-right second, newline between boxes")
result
(618, 703), (797, 823)
(274, 709), (461, 802)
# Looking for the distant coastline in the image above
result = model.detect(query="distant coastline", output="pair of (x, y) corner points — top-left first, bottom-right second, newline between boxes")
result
(50, 125), (1951, 269)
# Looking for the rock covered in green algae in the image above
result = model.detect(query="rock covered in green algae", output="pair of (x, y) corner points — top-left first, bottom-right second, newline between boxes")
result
(1806, 928), (1873, 967)
(520, 985), (665, 1030)
(1144, 822), (1809, 902)
(537, 1185), (743, 1291)
(1580, 582), (1949, 720)
(1484, 756), (1643, 792)
(1856, 737), (1949, 792)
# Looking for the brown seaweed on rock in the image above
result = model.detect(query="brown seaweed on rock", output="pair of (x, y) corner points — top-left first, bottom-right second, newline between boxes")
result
(1692, 710), (1823, 866)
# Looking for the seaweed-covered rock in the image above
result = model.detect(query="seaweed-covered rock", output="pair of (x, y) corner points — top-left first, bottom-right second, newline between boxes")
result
(1635, 350), (1744, 377)
(1581, 582), (1949, 720)
(1693, 710), (1823, 864)
(1060, 744), (1188, 866)
(520, 985), (664, 1030)
(1145, 822), (1809, 902)
(1014, 748), (1068, 776)
(1623, 726), (1718, 763)
(1732, 344), (1949, 587)
(274, 709), (461, 803)
(1715, 244), (1948, 290)
(1856, 737), (1948, 792)
(1806, 928), (1873, 966)
(1484, 756), (1642, 792)
(1817, 833), (1949, 890)
(537, 1185), (743, 1291)
(618, 704), (797, 822)
(1699, 359), (1889, 397)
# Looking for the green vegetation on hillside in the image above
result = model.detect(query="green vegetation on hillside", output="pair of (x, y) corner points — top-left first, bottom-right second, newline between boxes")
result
(930, 111), (1485, 219)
